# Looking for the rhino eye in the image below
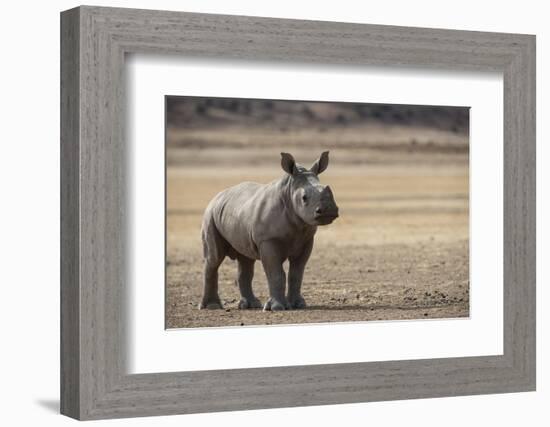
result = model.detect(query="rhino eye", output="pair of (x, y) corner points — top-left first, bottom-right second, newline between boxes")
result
(301, 194), (308, 203)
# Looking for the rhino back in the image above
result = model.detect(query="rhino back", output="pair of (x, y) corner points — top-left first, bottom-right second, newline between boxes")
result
(206, 181), (269, 259)
(205, 179), (315, 260)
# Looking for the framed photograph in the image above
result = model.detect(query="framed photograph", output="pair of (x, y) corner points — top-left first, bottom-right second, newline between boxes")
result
(164, 96), (470, 328)
(61, 6), (535, 420)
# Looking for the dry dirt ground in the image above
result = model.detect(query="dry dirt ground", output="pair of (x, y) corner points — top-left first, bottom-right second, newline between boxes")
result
(166, 127), (469, 328)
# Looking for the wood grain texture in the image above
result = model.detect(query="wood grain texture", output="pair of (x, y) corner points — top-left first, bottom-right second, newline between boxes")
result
(60, 6), (536, 420)
(60, 7), (80, 419)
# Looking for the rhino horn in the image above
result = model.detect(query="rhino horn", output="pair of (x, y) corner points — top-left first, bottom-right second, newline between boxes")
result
(322, 185), (333, 197)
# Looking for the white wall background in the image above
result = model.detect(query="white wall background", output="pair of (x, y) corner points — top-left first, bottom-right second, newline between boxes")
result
(0, 0), (546, 425)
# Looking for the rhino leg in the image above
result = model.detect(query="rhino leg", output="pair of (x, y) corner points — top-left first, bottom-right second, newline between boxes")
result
(288, 238), (313, 309)
(199, 216), (226, 310)
(259, 241), (289, 311)
(199, 265), (224, 309)
(237, 256), (262, 309)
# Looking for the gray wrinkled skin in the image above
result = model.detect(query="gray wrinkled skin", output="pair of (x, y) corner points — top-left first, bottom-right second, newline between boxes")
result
(199, 151), (339, 311)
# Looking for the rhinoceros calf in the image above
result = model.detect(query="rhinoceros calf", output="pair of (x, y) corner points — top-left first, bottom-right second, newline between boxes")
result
(199, 151), (339, 311)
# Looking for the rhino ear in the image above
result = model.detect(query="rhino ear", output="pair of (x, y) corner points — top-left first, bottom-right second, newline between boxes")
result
(281, 152), (297, 175)
(310, 151), (329, 175)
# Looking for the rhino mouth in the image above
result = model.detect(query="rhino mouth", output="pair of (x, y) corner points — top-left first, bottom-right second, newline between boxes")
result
(315, 212), (339, 225)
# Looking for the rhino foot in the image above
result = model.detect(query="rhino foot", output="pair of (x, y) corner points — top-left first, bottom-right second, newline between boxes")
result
(288, 295), (307, 309)
(198, 299), (223, 310)
(263, 298), (289, 311)
(238, 297), (263, 309)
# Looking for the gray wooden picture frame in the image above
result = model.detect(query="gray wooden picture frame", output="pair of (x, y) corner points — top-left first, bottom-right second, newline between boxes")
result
(60, 5), (536, 420)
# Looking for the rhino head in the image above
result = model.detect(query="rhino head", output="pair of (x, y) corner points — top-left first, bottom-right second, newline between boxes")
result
(280, 151), (339, 226)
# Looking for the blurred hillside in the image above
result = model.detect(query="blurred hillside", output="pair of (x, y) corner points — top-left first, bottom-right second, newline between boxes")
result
(165, 97), (469, 168)
(167, 97), (469, 134)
